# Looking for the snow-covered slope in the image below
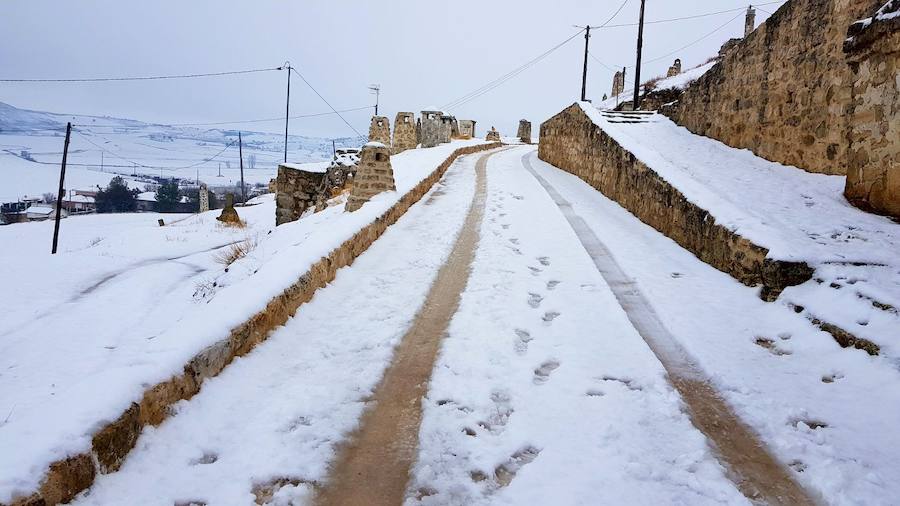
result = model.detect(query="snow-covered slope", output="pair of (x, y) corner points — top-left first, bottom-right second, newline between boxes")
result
(0, 101), (363, 202)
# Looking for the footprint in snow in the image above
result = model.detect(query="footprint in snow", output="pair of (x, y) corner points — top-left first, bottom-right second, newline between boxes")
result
(527, 293), (543, 308)
(528, 266), (542, 276)
(537, 256), (550, 266)
(533, 360), (560, 384)
(501, 224), (510, 230)
(514, 329), (533, 355)
(546, 280), (560, 290)
(508, 238), (519, 245)
(542, 311), (560, 323)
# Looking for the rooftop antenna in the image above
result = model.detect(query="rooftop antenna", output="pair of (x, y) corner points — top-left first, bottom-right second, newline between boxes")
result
(368, 84), (381, 115)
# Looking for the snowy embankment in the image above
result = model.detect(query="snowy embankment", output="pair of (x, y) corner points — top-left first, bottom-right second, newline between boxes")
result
(0, 139), (484, 504)
(409, 147), (746, 504)
(596, 60), (716, 111)
(527, 148), (900, 505)
(68, 149), (483, 505)
(579, 104), (900, 356)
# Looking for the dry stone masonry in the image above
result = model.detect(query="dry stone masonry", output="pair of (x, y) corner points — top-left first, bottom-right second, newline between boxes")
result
(486, 127), (501, 142)
(517, 120), (532, 144)
(458, 120), (476, 139)
(368, 116), (391, 147)
(539, 103), (813, 299)
(420, 110), (452, 148)
(199, 184), (209, 213)
(744, 5), (756, 37)
(666, 59), (682, 77)
(666, 0), (881, 177)
(275, 165), (326, 226)
(611, 70), (625, 97)
(346, 142), (396, 212)
(216, 193), (241, 224)
(392, 112), (417, 154)
(843, 0), (900, 217)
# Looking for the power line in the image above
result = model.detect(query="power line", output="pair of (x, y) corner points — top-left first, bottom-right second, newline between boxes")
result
(290, 67), (365, 139)
(642, 11), (744, 65)
(441, 28), (586, 111)
(596, 1), (785, 27)
(73, 106), (372, 129)
(0, 67), (281, 83)
(599, 0), (630, 27)
(72, 128), (236, 170)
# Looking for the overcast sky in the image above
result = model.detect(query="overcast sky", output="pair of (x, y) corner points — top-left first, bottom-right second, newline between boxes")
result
(0, 1), (782, 139)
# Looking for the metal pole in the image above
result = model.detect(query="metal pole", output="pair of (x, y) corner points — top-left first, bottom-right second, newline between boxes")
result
(51, 122), (71, 254)
(332, 139), (336, 160)
(581, 26), (591, 102)
(375, 87), (380, 116)
(283, 64), (291, 163)
(632, 0), (647, 110)
(100, 151), (104, 172)
(239, 132), (245, 204)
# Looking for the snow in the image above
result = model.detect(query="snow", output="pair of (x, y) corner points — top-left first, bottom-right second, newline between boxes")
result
(0, 138), (484, 503)
(364, 141), (386, 148)
(596, 60), (716, 111)
(278, 161), (330, 173)
(409, 147), (746, 504)
(23, 206), (53, 215)
(67, 147), (483, 506)
(136, 191), (157, 201)
(526, 147), (900, 504)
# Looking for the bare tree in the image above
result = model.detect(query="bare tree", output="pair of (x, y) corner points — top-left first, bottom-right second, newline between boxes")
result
(248, 153), (257, 169)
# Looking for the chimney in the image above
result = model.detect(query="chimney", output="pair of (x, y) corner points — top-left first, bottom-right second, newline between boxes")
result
(744, 5), (756, 37)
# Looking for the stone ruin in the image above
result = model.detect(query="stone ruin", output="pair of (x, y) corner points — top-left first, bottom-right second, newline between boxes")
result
(517, 120), (532, 144)
(458, 120), (476, 139)
(486, 127), (501, 142)
(415, 117), (422, 145)
(368, 116), (391, 147)
(346, 142), (396, 212)
(666, 59), (682, 77)
(392, 112), (417, 154)
(420, 110), (452, 148)
(275, 164), (327, 226)
(217, 193), (241, 224)
(612, 71), (625, 97)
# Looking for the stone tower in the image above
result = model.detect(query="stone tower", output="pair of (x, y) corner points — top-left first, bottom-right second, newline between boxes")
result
(368, 116), (391, 147)
(612, 71), (625, 97)
(517, 120), (532, 144)
(486, 127), (501, 142)
(199, 184), (209, 212)
(420, 110), (451, 148)
(458, 120), (476, 139)
(345, 142), (396, 212)
(392, 112), (417, 154)
(667, 58), (682, 77)
(744, 6), (756, 37)
(450, 117), (460, 139)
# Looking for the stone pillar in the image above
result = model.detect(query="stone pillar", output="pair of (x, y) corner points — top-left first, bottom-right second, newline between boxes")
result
(199, 184), (209, 212)
(612, 71), (625, 97)
(744, 6), (756, 37)
(368, 116), (391, 147)
(486, 127), (501, 142)
(275, 164), (327, 225)
(842, 4), (900, 218)
(217, 193), (241, 224)
(450, 117), (461, 139)
(517, 120), (532, 144)
(667, 59), (682, 77)
(346, 143), (396, 212)
(392, 112), (417, 154)
(416, 117), (422, 146)
(420, 111), (446, 148)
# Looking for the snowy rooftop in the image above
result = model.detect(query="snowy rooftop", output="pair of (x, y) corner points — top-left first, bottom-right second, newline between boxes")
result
(279, 161), (330, 174)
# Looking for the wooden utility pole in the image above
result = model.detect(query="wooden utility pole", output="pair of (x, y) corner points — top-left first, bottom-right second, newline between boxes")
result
(279, 62), (292, 163)
(239, 132), (246, 204)
(51, 122), (72, 254)
(632, 0), (647, 110)
(581, 26), (591, 101)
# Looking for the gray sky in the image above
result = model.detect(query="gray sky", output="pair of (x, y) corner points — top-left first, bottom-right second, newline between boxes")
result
(0, 1), (781, 139)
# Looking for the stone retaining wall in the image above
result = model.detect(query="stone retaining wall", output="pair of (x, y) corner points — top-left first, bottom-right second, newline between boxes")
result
(667, 0), (880, 176)
(10, 142), (502, 506)
(275, 165), (326, 226)
(539, 103), (812, 300)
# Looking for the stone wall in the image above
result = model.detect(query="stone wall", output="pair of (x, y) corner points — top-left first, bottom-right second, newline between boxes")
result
(843, 2), (900, 217)
(458, 120), (476, 139)
(667, 0), (881, 176)
(346, 143), (396, 212)
(368, 116), (391, 147)
(275, 165), (326, 226)
(10, 141), (503, 506)
(420, 110), (451, 148)
(539, 103), (813, 299)
(392, 112), (417, 154)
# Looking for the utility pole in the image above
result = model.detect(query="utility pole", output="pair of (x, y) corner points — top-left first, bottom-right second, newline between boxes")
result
(239, 132), (245, 204)
(51, 122), (71, 254)
(278, 62), (292, 163)
(632, 0), (647, 110)
(218, 162), (222, 177)
(369, 84), (381, 115)
(100, 151), (104, 173)
(332, 139), (336, 160)
(574, 25), (598, 102)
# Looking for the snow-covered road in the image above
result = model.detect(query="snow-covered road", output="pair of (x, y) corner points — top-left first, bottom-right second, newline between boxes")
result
(63, 146), (900, 505)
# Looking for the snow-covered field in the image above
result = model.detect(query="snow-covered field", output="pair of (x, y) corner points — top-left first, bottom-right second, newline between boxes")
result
(0, 139), (484, 503)
(0, 101), (362, 202)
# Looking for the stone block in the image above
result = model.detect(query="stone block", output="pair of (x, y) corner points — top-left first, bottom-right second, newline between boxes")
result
(346, 143), (396, 212)
(392, 112), (417, 154)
